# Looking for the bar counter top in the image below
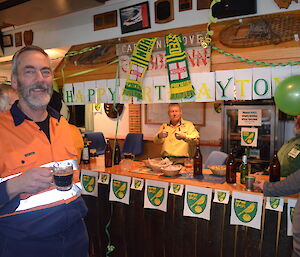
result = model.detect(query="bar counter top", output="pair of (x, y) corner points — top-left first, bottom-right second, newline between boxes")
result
(80, 157), (297, 199)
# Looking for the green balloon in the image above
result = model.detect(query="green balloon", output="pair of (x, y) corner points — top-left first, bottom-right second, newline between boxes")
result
(274, 75), (300, 116)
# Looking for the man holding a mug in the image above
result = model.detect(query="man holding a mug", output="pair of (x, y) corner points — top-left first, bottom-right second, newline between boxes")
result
(0, 46), (88, 257)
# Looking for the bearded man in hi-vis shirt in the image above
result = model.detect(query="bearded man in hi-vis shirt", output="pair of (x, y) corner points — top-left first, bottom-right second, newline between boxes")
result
(0, 46), (88, 257)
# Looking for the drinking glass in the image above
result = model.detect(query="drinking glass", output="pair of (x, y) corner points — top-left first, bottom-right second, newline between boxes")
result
(52, 164), (74, 191)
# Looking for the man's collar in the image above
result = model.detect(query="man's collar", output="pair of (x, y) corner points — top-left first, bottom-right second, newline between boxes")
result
(167, 119), (183, 127)
(10, 100), (61, 126)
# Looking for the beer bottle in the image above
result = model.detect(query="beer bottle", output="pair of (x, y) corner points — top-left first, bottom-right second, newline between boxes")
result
(113, 139), (121, 165)
(269, 150), (281, 182)
(82, 135), (90, 164)
(105, 139), (112, 168)
(225, 152), (236, 184)
(239, 155), (248, 184)
(193, 142), (203, 176)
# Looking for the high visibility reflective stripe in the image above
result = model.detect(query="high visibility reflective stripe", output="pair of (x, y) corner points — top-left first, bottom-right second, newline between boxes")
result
(0, 173), (21, 183)
(15, 183), (82, 212)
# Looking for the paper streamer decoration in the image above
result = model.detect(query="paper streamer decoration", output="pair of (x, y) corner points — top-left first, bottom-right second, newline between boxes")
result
(230, 191), (263, 230)
(131, 177), (144, 191)
(80, 169), (99, 197)
(109, 174), (131, 205)
(241, 127), (258, 147)
(169, 183), (184, 196)
(183, 185), (212, 220)
(144, 180), (169, 212)
(265, 197), (284, 212)
(98, 172), (110, 184)
(213, 189), (230, 204)
(287, 198), (297, 236)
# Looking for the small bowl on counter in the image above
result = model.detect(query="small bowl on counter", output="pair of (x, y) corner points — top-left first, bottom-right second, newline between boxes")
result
(208, 165), (226, 176)
(161, 164), (183, 177)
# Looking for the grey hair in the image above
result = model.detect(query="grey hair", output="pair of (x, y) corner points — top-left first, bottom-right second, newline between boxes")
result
(11, 45), (49, 77)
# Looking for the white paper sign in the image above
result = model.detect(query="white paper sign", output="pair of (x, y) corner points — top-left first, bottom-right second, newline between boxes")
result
(287, 198), (297, 236)
(169, 183), (184, 196)
(98, 172), (110, 184)
(238, 109), (262, 126)
(183, 185), (212, 220)
(241, 127), (258, 147)
(109, 174), (131, 205)
(80, 169), (99, 197)
(213, 190), (230, 204)
(265, 197), (284, 212)
(131, 177), (144, 190)
(144, 180), (168, 212)
(230, 191), (263, 230)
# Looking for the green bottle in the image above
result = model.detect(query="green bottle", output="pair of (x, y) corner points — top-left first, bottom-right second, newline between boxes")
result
(240, 155), (248, 184)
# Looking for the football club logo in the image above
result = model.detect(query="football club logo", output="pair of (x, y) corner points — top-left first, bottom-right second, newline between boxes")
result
(234, 199), (257, 223)
(82, 175), (96, 193)
(270, 198), (280, 209)
(147, 186), (164, 206)
(217, 192), (226, 202)
(242, 131), (255, 144)
(187, 192), (207, 214)
(134, 179), (141, 189)
(101, 174), (108, 183)
(290, 207), (295, 223)
(173, 184), (181, 193)
(112, 180), (128, 199)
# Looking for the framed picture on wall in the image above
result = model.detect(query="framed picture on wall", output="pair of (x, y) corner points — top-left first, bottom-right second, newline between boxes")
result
(94, 10), (118, 31)
(119, 1), (151, 34)
(15, 32), (22, 47)
(2, 34), (13, 47)
(179, 0), (193, 11)
(145, 102), (206, 126)
(155, 0), (174, 24)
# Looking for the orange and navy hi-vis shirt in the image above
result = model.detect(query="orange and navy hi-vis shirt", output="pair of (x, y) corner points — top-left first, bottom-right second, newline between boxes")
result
(0, 102), (87, 240)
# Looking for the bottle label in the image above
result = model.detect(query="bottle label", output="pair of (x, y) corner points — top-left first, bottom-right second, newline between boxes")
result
(82, 147), (89, 160)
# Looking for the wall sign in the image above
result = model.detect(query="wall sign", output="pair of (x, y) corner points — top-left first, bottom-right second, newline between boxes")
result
(155, 0), (174, 24)
(94, 10), (117, 31)
(238, 109), (262, 126)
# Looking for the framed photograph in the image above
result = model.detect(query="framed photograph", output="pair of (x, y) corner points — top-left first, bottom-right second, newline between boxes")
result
(15, 32), (22, 47)
(2, 34), (13, 47)
(179, 0), (192, 11)
(197, 0), (211, 10)
(145, 102), (206, 126)
(94, 10), (117, 31)
(155, 0), (174, 24)
(119, 1), (151, 34)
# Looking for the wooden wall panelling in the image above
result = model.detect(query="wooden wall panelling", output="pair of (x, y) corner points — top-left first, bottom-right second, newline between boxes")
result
(128, 104), (142, 133)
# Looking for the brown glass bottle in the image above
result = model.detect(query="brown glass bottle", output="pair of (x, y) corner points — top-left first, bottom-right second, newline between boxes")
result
(113, 140), (121, 165)
(269, 150), (281, 182)
(193, 143), (203, 176)
(82, 135), (90, 164)
(105, 139), (112, 168)
(225, 153), (236, 184)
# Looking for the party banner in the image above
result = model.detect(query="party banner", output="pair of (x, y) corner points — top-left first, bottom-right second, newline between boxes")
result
(241, 127), (258, 147)
(131, 177), (144, 191)
(98, 172), (110, 184)
(63, 66), (297, 105)
(265, 197), (284, 212)
(183, 185), (212, 220)
(213, 189), (230, 204)
(230, 191), (263, 230)
(109, 174), (131, 205)
(169, 183), (184, 196)
(144, 180), (168, 212)
(80, 169), (99, 197)
(287, 198), (297, 236)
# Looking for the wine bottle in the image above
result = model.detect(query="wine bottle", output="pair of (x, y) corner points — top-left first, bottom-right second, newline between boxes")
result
(113, 139), (121, 165)
(193, 142), (203, 176)
(239, 155), (248, 184)
(105, 139), (112, 168)
(269, 150), (281, 182)
(225, 152), (236, 184)
(82, 135), (90, 164)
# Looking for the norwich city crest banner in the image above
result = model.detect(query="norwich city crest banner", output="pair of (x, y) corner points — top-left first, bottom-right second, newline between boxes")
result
(266, 197), (284, 212)
(231, 191), (263, 229)
(131, 177), (144, 191)
(287, 198), (297, 236)
(213, 189), (230, 204)
(169, 183), (184, 196)
(109, 174), (131, 205)
(183, 185), (212, 220)
(241, 127), (258, 147)
(144, 180), (168, 212)
(80, 169), (99, 197)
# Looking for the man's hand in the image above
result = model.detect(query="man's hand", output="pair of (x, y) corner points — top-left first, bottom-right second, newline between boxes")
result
(6, 167), (53, 200)
(175, 132), (186, 140)
(253, 180), (265, 192)
(158, 131), (168, 139)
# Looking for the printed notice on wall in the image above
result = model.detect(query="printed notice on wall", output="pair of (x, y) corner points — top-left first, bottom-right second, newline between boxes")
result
(238, 110), (262, 126)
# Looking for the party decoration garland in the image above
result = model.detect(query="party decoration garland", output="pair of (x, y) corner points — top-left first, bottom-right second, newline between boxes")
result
(123, 37), (157, 100)
(165, 33), (195, 99)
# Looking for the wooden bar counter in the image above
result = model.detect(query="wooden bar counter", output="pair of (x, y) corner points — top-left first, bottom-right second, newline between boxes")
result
(81, 158), (294, 257)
